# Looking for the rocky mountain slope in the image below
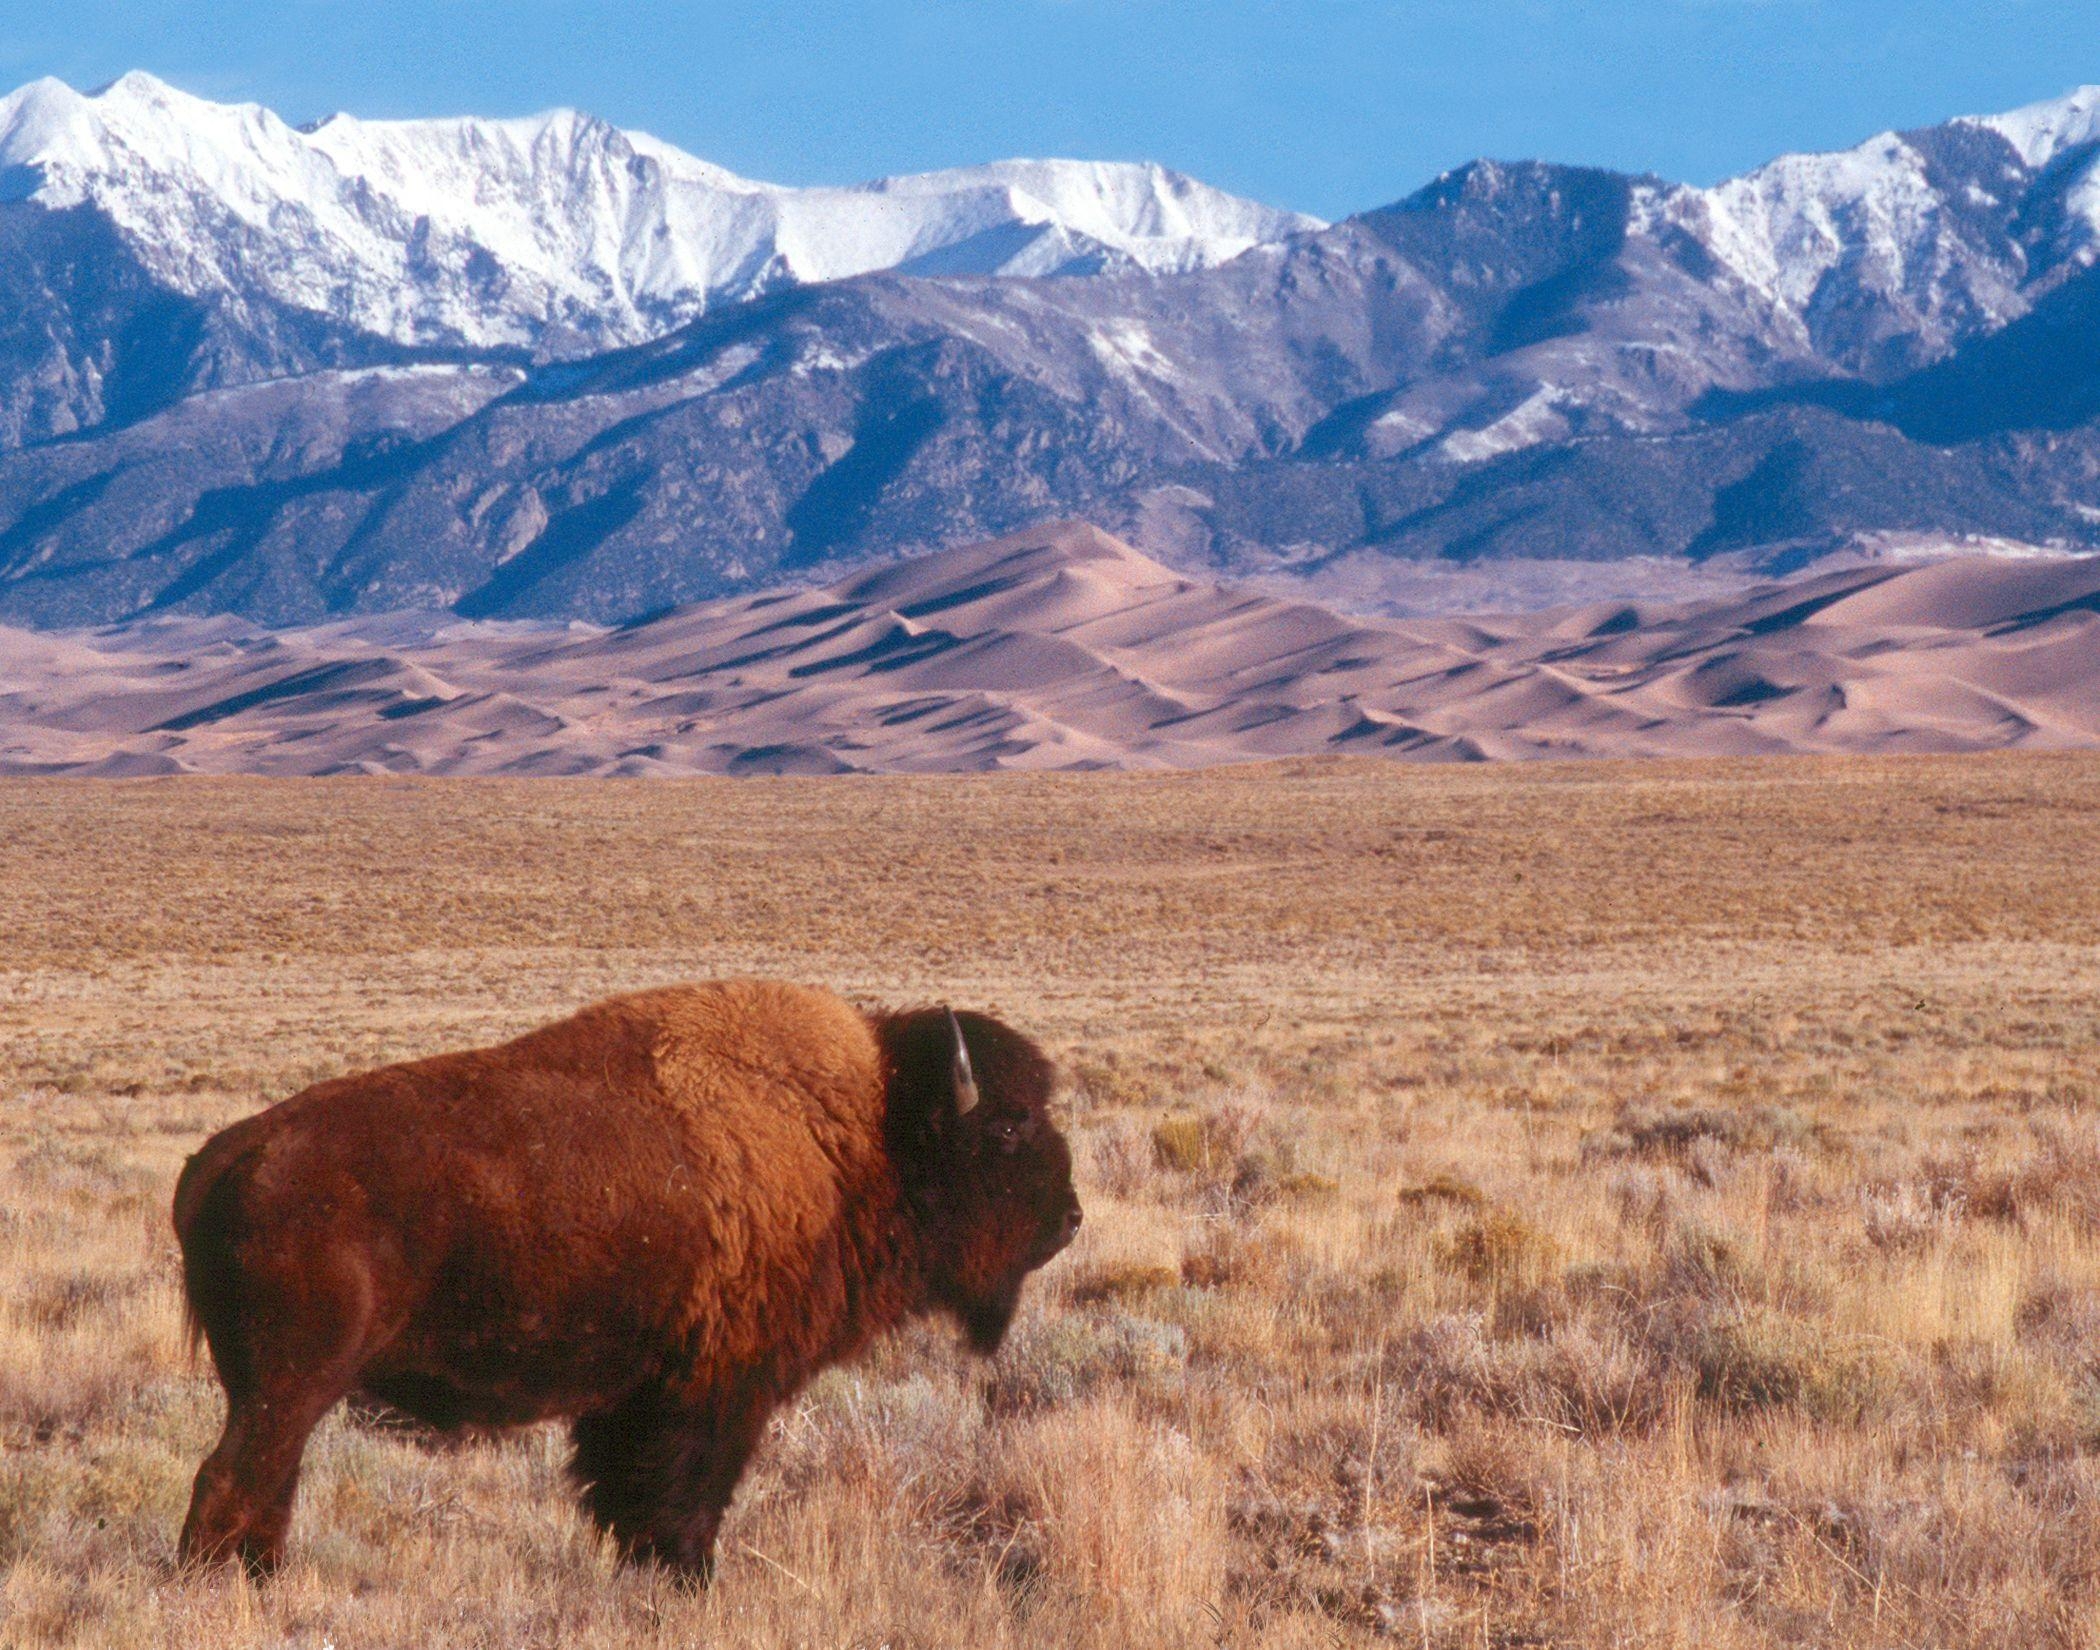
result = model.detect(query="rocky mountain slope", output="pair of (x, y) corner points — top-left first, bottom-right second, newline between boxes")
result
(7, 522), (2099, 775)
(5, 77), (2100, 626)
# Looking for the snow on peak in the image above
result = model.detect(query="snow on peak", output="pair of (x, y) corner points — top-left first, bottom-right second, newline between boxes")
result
(1686, 126), (1942, 313)
(0, 78), (95, 170)
(1642, 88), (2100, 369)
(0, 71), (1321, 352)
(1962, 85), (2100, 169)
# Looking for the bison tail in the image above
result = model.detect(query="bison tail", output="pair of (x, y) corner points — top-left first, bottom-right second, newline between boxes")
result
(181, 1294), (206, 1366)
(170, 1119), (265, 1368)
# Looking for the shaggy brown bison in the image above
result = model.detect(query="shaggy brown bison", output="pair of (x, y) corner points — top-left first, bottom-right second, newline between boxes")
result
(172, 979), (1080, 1580)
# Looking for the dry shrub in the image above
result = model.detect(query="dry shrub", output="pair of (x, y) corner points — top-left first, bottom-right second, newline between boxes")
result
(1180, 1221), (1304, 1293)
(983, 1310), (1189, 1416)
(1225, 1400), (1425, 1637)
(1660, 1223), (1765, 1301)
(1263, 1169), (1339, 1204)
(10, 1137), (150, 1203)
(1857, 1180), (1965, 1252)
(765, 1368), (984, 1503)
(1657, 1217), (1836, 1320)
(1067, 1055), (1154, 1111)
(1146, 1088), (1329, 1218)
(1150, 1094), (1265, 1177)
(1079, 1116), (1153, 1200)
(1396, 1173), (1487, 1209)
(1587, 1103), (1829, 1166)
(1386, 1311), (1669, 1437)
(1930, 1338), (2082, 1446)
(1222, 1149), (1336, 1213)
(1765, 1144), (1829, 1213)
(2016, 1274), (2100, 1364)
(1426, 1423), (1553, 1540)
(1442, 1207), (1562, 1292)
(958, 1400), (1225, 1627)
(1605, 1162), (1696, 1236)
(1150, 1114), (1212, 1173)
(1068, 1261), (1180, 1305)
(1929, 1125), (2100, 1228)
(1683, 1309), (1821, 1411)
(1679, 1309), (1898, 1422)
(0, 1345), (146, 1449)
(12, 1272), (151, 1332)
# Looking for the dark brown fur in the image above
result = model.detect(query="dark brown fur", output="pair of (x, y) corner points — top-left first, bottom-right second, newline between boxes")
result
(171, 980), (1079, 1581)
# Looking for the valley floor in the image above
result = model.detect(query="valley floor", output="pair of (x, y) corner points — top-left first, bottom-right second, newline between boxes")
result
(4, 754), (2100, 1646)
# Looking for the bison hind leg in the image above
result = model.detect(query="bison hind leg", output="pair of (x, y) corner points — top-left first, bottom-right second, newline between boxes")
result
(178, 1232), (380, 1576)
(568, 1380), (776, 1585)
(180, 1354), (368, 1577)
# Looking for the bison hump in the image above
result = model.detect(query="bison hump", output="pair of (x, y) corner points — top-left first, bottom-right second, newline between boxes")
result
(514, 980), (887, 1131)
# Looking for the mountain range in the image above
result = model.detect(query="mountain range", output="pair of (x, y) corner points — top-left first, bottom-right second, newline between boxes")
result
(4, 73), (2100, 629)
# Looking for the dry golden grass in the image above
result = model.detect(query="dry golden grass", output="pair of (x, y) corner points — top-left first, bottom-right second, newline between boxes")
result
(4, 753), (2100, 1647)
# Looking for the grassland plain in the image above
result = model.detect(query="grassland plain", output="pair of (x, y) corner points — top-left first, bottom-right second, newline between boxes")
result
(3, 754), (2100, 1648)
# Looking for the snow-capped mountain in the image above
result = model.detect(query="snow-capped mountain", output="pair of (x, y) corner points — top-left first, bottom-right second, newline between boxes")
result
(1965, 84), (2100, 168)
(1656, 86), (2100, 375)
(0, 71), (1320, 355)
(1324, 83), (2100, 468)
(7, 79), (2100, 629)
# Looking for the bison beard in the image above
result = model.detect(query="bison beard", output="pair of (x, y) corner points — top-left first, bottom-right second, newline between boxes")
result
(170, 980), (1080, 1582)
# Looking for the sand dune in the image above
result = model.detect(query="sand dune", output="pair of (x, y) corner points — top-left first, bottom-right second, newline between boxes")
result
(6, 523), (2100, 775)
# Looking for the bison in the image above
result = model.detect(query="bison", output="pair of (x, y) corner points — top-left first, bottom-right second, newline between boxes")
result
(172, 979), (1080, 1580)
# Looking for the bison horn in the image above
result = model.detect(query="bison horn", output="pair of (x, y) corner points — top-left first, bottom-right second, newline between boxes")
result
(946, 1007), (981, 1115)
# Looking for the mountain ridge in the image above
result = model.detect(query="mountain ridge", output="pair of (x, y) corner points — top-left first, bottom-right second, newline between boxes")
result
(6, 77), (2100, 626)
(0, 71), (1319, 365)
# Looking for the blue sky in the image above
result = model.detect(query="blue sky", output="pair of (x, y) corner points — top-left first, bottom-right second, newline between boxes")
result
(7, 1), (2097, 218)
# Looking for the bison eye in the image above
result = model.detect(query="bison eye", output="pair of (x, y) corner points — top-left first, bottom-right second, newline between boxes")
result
(988, 1116), (1023, 1153)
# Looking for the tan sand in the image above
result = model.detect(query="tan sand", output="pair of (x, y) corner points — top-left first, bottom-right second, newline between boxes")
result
(5, 523), (2100, 774)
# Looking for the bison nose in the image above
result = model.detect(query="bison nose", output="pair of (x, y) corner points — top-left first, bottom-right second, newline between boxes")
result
(1034, 1201), (1082, 1264)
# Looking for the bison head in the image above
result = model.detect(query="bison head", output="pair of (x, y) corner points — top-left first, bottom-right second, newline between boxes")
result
(881, 1006), (1081, 1353)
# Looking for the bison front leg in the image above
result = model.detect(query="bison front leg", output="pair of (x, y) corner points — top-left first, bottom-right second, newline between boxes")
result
(569, 1378), (776, 1584)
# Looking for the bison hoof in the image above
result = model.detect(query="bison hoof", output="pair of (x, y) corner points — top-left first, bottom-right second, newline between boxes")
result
(629, 1536), (719, 1589)
(176, 1533), (285, 1581)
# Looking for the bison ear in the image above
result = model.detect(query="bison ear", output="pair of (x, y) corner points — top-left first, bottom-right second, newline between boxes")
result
(946, 1007), (981, 1117)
